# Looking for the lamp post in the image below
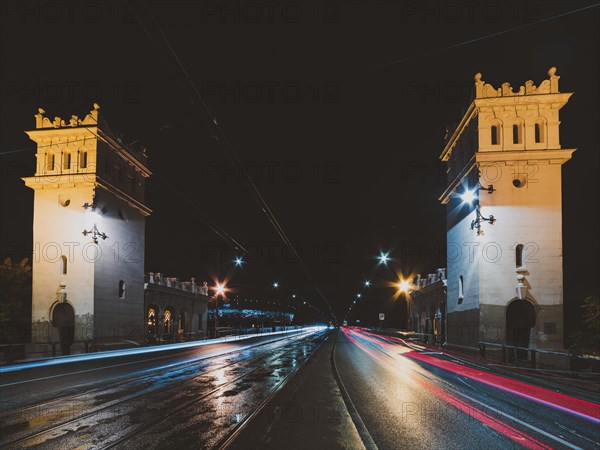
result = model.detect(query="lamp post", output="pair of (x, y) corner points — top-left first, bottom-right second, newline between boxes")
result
(397, 279), (412, 331)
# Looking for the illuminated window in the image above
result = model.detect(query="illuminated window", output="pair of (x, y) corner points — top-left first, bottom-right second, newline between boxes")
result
(63, 153), (71, 170)
(458, 275), (464, 304)
(60, 255), (67, 275)
(147, 307), (156, 334)
(80, 151), (88, 169)
(164, 310), (172, 334)
(118, 280), (126, 299)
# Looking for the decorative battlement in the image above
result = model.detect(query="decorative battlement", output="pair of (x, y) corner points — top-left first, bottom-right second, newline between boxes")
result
(413, 268), (446, 290)
(30, 104), (149, 163)
(34, 103), (102, 129)
(145, 273), (210, 296)
(474, 67), (560, 99)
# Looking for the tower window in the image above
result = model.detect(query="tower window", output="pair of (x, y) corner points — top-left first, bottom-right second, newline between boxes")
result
(516, 244), (525, 269)
(60, 255), (67, 275)
(63, 153), (71, 170)
(491, 126), (499, 145)
(512, 124), (522, 144)
(534, 122), (543, 143)
(80, 151), (88, 169)
(46, 153), (55, 171)
(458, 275), (464, 304)
(118, 280), (126, 299)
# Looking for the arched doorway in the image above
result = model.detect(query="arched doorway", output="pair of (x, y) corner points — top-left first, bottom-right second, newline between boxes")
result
(164, 309), (173, 338)
(506, 299), (535, 360)
(178, 311), (186, 341)
(51, 302), (75, 355)
(147, 306), (157, 336)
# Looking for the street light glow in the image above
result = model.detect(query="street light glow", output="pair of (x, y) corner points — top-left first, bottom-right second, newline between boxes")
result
(356, 293), (362, 298)
(398, 280), (411, 293)
(215, 283), (226, 296)
(378, 252), (390, 265)
(364, 280), (371, 287)
(273, 282), (279, 289)
(234, 256), (244, 267)
(460, 189), (477, 204)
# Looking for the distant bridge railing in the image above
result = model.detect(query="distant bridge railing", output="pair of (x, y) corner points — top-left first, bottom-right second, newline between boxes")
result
(0, 325), (308, 365)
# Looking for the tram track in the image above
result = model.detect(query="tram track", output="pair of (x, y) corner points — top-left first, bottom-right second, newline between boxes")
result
(1, 328), (312, 434)
(1, 329), (324, 449)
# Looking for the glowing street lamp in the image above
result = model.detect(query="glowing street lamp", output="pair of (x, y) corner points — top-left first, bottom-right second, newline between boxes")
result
(215, 283), (226, 296)
(398, 280), (411, 293)
(460, 189), (477, 204)
(378, 252), (390, 265)
(364, 280), (371, 287)
(234, 256), (244, 267)
(356, 293), (362, 299)
(273, 281), (279, 289)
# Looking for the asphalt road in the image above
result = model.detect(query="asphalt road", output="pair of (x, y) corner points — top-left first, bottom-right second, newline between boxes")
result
(333, 327), (600, 450)
(1, 327), (598, 450)
(0, 327), (327, 449)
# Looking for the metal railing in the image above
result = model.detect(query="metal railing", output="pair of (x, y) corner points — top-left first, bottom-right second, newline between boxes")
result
(478, 341), (600, 372)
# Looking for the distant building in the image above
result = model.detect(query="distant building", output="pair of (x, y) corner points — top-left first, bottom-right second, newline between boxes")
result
(144, 273), (209, 341)
(408, 269), (446, 345)
(439, 68), (573, 353)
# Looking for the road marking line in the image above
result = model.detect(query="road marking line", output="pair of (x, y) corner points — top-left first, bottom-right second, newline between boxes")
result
(417, 371), (583, 450)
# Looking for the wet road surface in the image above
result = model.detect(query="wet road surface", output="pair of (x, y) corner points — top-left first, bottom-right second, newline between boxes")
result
(0, 327), (326, 449)
(2, 327), (598, 450)
(332, 327), (600, 450)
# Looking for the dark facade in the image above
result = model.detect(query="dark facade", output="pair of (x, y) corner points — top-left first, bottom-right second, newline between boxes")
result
(409, 269), (447, 345)
(144, 273), (210, 341)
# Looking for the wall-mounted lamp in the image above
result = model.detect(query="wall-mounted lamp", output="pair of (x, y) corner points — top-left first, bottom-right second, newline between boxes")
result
(82, 224), (108, 244)
(471, 205), (495, 236)
(460, 181), (496, 236)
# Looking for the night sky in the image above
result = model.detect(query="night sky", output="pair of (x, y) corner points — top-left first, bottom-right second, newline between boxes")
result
(1, 1), (598, 333)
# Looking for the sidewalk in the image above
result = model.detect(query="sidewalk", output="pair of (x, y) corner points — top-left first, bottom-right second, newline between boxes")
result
(228, 331), (365, 450)
(370, 328), (600, 403)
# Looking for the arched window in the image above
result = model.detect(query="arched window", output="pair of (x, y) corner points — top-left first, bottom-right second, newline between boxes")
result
(164, 309), (172, 334)
(118, 280), (126, 299)
(80, 151), (88, 169)
(147, 307), (156, 334)
(63, 153), (71, 170)
(516, 244), (525, 270)
(47, 153), (55, 171)
(458, 275), (464, 304)
(512, 123), (522, 144)
(534, 119), (545, 144)
(491, 125), (499, 145)
(60, 255), (67, 275)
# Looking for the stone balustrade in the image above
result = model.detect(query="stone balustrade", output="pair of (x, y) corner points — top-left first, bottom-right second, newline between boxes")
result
(145, 272), (210, 295)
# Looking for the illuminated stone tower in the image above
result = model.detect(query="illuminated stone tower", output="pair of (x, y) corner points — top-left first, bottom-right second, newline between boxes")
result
(23, 104), (152, 346)
(439, 68), (573, 354)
